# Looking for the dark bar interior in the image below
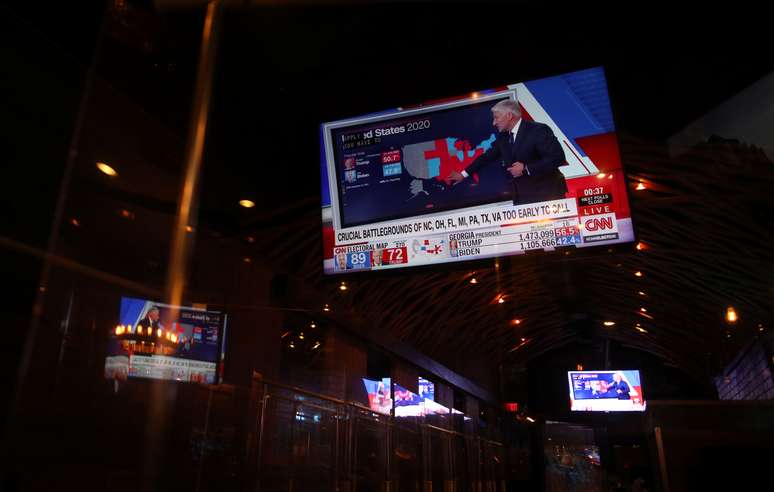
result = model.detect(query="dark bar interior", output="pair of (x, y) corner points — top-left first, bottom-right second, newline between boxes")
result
(1, 2), (773, 491)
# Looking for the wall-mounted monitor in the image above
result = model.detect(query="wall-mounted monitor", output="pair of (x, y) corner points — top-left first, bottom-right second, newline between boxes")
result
(418, 376), (435, 402)
(321, 66), (633, 274)
(104, 297), (225, 384)
(568, 370), (646, 412)
(362, 377), (393, 415)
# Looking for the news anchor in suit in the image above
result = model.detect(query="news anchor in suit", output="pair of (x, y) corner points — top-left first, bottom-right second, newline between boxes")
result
(136, 306), (161, 331)
(446, 99), (567, 205)
(610, 372), (631, 400)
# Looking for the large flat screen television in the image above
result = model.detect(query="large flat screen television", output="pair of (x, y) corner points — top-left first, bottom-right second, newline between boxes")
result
(104, 296), (225, 384)
(568, 370), (646, 412)
(321, 66), (633, 274)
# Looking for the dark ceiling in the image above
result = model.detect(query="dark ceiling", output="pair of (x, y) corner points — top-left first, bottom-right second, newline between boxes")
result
(2, 1), (773, 390)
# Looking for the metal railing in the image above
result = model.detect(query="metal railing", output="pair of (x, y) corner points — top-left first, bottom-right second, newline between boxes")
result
(245, 376), (508, 492)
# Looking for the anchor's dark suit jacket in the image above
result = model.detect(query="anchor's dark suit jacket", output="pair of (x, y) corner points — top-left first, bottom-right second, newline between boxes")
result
(465, 120), (567, 205)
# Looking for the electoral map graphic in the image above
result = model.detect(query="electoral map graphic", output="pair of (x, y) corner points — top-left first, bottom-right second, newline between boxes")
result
(403, 133), (498, 199)
(330, 95), (515, 228)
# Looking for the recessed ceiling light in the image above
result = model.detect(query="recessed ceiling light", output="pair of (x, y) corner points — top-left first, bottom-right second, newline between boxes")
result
(96, 162), (118, 177)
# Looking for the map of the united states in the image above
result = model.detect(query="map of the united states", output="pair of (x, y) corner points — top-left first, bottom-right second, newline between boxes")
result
(403, 134), (497, 183)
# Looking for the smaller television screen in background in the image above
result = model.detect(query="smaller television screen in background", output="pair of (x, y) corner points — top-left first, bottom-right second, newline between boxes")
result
(104, 297), (224, 384)
(362, 378), (392, 415)
(567, 370), (646, 412)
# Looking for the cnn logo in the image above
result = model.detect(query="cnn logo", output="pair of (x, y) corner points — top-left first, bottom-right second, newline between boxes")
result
(584, 216), (614, 231)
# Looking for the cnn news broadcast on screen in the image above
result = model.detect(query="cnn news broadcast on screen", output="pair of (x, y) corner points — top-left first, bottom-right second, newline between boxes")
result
(320, 67), (633, 274)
